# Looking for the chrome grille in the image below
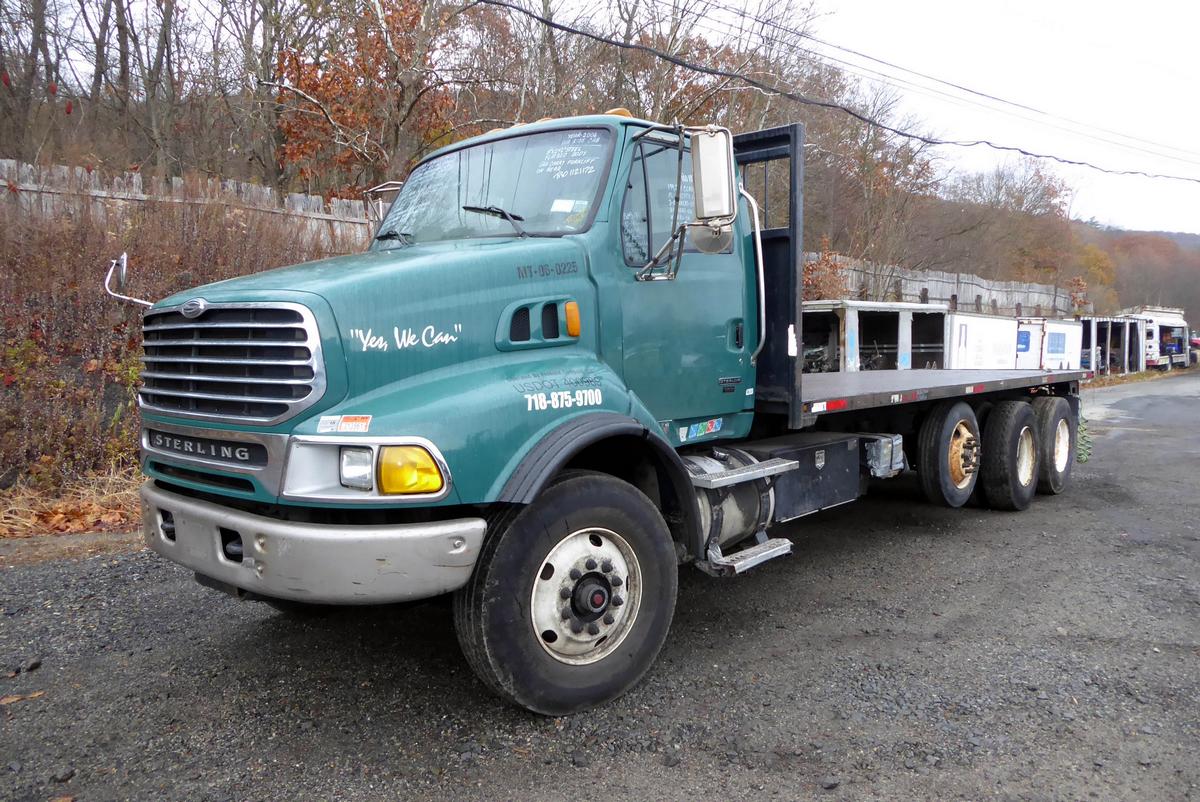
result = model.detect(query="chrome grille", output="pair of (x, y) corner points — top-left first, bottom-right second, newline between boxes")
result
(140, 302), (325, 425)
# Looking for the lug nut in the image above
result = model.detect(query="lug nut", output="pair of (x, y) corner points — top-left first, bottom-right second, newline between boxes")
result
(587, 623), (600, 635)
(561, 608), (572, 620)
(603, 613), (614, 625)
(611, 576), (623, 587)
(585, 558), (597, 570)
(560, 588), (572, 600)
(611, 595), (624, 607)
(570, 620), (583, 634)
(569, 568), (582, 580)
(601, 560), (613, 573)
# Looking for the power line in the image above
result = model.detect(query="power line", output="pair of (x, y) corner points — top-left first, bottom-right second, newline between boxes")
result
(638, 0), (1200, 168)
(466, 0), (1200, 186)
(793, 27), (1200, 161)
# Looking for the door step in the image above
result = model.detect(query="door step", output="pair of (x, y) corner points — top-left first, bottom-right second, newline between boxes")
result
(700, 537), (792, 576)
(689, 457), (798, 489)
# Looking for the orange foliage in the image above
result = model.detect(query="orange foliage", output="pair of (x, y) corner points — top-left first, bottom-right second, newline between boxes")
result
(276, 0), (454, 196)
(804, 237), (848, 300)
(1067, 276), (1088, 312)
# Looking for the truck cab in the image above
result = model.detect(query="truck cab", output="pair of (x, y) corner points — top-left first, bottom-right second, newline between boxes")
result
(119, 112), (1085, 714)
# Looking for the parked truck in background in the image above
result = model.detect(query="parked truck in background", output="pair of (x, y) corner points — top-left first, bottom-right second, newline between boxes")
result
(1122, 306), (1190, 369)
(106, 112), (1088, 714)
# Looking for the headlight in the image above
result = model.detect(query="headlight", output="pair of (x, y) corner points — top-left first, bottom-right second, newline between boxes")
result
(378, 445), (444, 495)
(339, 446), (374, 490)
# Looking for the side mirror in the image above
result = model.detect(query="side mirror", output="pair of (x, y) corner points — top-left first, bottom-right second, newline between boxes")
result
(690, 127), (736, 254)
(634, 123), (739, 279)
(103, 251), (152, 308)
(691, 127), (736, 223)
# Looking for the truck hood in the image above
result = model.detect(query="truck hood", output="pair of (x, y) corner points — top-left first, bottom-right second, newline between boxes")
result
(158, 238), (554, 300)
(156, 237), (593, 408)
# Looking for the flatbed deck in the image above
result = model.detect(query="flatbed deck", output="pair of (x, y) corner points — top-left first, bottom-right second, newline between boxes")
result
(800, 369), (1091, 417)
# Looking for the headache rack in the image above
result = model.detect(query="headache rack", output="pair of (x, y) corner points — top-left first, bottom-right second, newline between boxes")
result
(139, 302), (325, 426)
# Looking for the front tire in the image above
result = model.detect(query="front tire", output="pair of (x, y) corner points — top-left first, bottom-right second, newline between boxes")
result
(453, 472), (678, 715)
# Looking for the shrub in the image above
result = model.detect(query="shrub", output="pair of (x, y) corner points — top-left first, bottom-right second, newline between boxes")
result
(0, 188), (358, 490)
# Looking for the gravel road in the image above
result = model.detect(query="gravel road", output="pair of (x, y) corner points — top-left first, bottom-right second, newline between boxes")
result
(2, 373), (1198, 801)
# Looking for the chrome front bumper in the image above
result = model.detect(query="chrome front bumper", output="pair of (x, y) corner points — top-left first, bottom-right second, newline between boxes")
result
(140, 482), (487, 604)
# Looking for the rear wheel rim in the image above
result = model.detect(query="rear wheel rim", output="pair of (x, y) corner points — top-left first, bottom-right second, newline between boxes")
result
(1053, 418), (1070, 473)
(1016, 426), (1036, 486)
(947, 420), (977, 489)
(530, 527), (642, 666)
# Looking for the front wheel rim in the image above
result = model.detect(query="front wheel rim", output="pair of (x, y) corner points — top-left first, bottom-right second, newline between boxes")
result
(530, 527), (642, 666)
(1016, 426), (1036, 487)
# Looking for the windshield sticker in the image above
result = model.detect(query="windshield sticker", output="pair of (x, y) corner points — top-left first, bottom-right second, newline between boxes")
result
(551, 198), (575, 213)
(317, 414), (372, 433)
(348, 324), (462, 352)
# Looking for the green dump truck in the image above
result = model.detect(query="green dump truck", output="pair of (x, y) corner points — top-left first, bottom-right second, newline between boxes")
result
(107, 113), (1088, 714)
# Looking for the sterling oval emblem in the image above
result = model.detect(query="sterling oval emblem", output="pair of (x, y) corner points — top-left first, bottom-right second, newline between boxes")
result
(180, 297), (209, 319)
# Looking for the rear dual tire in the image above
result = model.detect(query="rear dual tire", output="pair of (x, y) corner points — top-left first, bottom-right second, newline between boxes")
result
(979, 400), (1039, 511)
(1032, 396), (1075, 495)
(917, 400), (981, 507)
(919, 397), (1074, 510)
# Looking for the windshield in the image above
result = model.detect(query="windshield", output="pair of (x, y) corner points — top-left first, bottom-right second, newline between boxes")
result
(374, 128), (613, 247)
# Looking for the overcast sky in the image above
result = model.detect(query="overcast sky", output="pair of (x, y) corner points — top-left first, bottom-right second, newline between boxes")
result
(806, 0), (1200, 234)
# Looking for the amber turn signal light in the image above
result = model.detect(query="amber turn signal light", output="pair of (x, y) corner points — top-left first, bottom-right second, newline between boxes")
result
(565, 301), (581, 337)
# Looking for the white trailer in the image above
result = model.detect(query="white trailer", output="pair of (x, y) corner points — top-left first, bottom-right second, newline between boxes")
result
(1016, 318), (1083, 371)
(945, 312), (1018, 369)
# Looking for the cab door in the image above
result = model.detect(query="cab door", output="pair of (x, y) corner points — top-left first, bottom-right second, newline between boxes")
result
(616, 134), (752, 432)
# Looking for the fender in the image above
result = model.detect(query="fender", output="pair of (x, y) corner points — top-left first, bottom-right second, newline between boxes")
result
(497, 411), (703, 557)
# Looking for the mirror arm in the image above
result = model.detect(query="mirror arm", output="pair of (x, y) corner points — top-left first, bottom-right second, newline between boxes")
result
(104, 253), (153, 308)
(630, 122), (682, 144)
(634, 122), (738, 281)
(637, 224), (686, 281)
(363, 180), (405, 223)
(664, 126), (685, 280)
(637, 121), (692, 282)
(739, 186), (767, 365)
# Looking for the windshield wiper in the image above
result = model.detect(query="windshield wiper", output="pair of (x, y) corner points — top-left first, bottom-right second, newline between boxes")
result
(462, 205), (527, 237)
(374, 228), (413, 244)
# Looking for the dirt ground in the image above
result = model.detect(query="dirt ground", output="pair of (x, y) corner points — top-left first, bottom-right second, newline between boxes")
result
(1, 373), (1197, 801)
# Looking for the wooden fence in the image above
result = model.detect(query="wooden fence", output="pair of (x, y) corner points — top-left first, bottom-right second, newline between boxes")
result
(821, 255), (1073, 318)
(1, 159), (371, 252)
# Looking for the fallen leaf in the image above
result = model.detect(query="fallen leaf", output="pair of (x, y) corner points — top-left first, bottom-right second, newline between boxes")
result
(0, 690), (45, 705)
